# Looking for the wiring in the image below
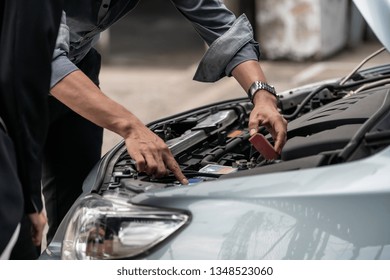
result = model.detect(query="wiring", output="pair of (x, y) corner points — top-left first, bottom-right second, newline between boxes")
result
(339, 47), (386, 85)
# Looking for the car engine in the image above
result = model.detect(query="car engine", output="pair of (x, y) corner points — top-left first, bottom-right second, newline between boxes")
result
(96, 65), (390, 194)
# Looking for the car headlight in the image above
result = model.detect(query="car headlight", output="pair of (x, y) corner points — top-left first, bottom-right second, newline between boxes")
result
(61, 193), (189, 259)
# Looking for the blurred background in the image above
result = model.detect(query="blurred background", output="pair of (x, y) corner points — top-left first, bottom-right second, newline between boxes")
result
(96, 0), (390, 153)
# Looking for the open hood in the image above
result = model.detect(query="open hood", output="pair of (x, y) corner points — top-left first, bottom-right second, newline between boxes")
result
(354, 0), (390, 51)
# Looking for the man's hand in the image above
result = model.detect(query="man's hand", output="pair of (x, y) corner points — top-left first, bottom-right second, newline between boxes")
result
(231, 60), (288, 154)
(249, 90), (287, 154)
(28, 212), (47, 247)
(124, 122), (188, 185)
(51, 70), (188, 185)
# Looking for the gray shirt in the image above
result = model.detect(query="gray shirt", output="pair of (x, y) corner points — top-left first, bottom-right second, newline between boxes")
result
(51, 0), (260, 88)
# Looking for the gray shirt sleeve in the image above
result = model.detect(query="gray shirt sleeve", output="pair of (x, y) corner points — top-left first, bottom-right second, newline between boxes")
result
(51, 11), (79, 88)
(52, 1), (260, 86)
(194, 14), (260, 82)
(171, 0), (260, 82)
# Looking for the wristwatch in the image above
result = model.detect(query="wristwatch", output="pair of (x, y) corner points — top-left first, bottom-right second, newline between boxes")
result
(247, 81), (277, 103)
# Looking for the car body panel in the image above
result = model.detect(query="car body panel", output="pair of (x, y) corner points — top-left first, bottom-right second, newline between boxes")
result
(132, 147), (390, 259)
(354, 0), (390, 52)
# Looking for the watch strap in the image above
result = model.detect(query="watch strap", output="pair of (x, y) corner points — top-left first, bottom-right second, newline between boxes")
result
(247, 81), (277, 103)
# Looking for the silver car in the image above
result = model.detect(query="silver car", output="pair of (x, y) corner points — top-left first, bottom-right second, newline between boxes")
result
(41, 0), (390, 260)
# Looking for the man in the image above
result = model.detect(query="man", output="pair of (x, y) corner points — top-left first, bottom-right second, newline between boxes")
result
(0, 0), (62, 259)
(43, 0), (287, 242)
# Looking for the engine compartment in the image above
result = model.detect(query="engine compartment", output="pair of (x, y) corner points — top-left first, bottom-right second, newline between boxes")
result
(102, 75), (390, 193)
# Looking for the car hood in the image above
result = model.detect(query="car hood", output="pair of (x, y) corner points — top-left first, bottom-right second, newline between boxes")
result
(132, 146), (390, 203)
(130, 147), (390, 260)
(354, 0), (390, 51)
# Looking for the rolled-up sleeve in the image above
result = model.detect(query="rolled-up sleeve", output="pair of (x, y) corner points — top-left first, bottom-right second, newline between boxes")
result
(194, 14), (260, 82)
(51, 11), (78, 88)
(171, 0), (260, 82)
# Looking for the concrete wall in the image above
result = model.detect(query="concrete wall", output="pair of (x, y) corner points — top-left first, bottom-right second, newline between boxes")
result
(99, 0), (365, 63)
(256, 0), (349, 60)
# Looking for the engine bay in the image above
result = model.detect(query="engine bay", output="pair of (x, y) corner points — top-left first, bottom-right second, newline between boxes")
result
(98, 65), (390, 194)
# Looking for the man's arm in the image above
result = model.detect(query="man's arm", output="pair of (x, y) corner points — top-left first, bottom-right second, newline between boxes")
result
(171, 1), (287, 153)
(28, 212), (47, 247)
(51, 70), (188, 184)
(231, 60), (287, 154)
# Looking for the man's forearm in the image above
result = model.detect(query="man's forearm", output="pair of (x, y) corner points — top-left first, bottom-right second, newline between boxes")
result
(232, 60), (287, 153)
(51, 70), (142, 138)
(232, 60), (278, 104)
(51, 69), (188, 184)
(231, 60), (267, 92)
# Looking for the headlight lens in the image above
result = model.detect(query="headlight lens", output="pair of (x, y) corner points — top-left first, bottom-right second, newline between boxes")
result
(61, 194), (189, 259)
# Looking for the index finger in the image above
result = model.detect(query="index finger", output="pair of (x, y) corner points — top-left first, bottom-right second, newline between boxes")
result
(165, 158), (188, 185)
